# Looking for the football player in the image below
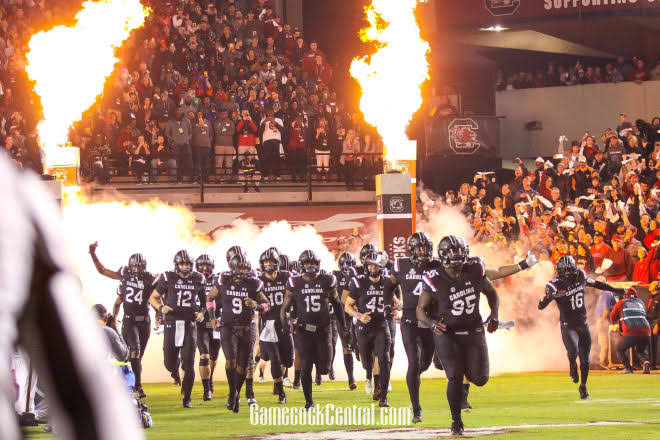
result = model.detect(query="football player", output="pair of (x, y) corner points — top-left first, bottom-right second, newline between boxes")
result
(539, 255), (625, 399)
(258, 248), (293, 404)
(89, 242), (158, 400)
(195, 254), (221, 401)
(280, 250), (347, 411)
(345, 250), (397, 407)
(278, 253), (296, 388)
(417, 236), (500, 436)
(331, 252), (357, 390)
(207, 253), (270, 413)
(389, 232), (437, 422)
(149, 250), (206, 408)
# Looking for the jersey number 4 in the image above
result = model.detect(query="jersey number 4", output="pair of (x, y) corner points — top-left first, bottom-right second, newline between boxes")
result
(451, 294), (476, 316)
(570, 292), (584, 310)
(413, 282), (424, 296)
(125, 287), (143, 304)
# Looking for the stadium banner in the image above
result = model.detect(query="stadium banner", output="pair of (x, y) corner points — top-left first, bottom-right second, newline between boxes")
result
(424, 116), (501, 157)
(437, 0), (660, 27)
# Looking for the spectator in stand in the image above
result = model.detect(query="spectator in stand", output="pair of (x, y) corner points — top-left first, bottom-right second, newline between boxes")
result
(259, 107), (284, 180)
(604, 235), (634, 280)
(313, 118), (331, 182)
(213, 109), (236, 182)
(236, 109), (258, 157)
(632, 59), (650, 84)
(590, 231), (611, 270)
(238, 152), (261, 193)
(165, 107), (193, 184)
(288, 112), (308, 183)
(610, 288), (652, 374)
(152, 134), (177, 184)
(131, 134), (152, 184)
(341, 128), (360, 190)
(191, 110), (213, 184)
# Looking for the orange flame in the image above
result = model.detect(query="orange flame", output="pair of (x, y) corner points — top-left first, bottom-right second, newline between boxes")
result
(350, 0), (429, 163)
(25, 0), (149, 169)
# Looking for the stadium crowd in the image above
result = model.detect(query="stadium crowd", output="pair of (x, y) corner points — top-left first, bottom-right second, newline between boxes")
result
(0, 0), (383, 190)
(496, 56), (660, 91)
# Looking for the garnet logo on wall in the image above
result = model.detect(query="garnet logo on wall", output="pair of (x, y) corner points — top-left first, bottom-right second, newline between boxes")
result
(485, 0), (520, 16)
(448, 118), (481, 155)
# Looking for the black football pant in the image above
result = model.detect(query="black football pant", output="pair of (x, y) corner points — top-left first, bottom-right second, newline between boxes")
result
(356, 322), (392, 399)
(298, 324), (333, 405)
(163, 320), (197, 400)
(560, 322), (591, 385)
(617, 335), (651, 371)
(330, 318), (355, 382)
(261, 320), (294, 383)
(401, 320), (435, 411)
(434, 328), (489, 422)
(122, 315), (151, 388)
(221, 325), (253, 370)
(197, 322), (221, 361)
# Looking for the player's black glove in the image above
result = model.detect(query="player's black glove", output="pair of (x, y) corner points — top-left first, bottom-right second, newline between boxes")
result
(485, 315), (499, 333)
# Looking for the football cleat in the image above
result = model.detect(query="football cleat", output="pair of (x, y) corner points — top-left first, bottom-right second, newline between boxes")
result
(232, 394), (241, 413)
(304, 402), (315, 412)
(378, 398), (389, 408)
(619, 368), (633, 374)
(349, 381), (357, 391)
(258, 376), (266, 383)
(329, 369), (336, 381)
(643, 361), (651, 374)
(182, 399), (192, 409)
(579, 385), (589, 400)
(278, 393), (287, 404)
(451, 420), (465, 436)
(226, 395), (233, 410)
(283, 377), (292, 388)
(247, 397), (257, 407)
(203, 390), (212, 401)
(365, 378), (372, 394)
(135, 387), (146, 399)
(412, 409), (422, 424)
(315, 374), (322, 386)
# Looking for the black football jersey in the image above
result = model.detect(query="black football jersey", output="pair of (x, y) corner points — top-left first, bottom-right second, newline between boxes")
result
(214, 272), (264, 326)
(259, 270), (290, 321)
(393, 257), (441, 324)
(422, 256), (487, 331)
(156, 270), (206, 321)
(348, 273), (395, 327)
(117, 267), (158, 316)
(287, 272), (337, 327)
(201, 274), (218, 321)
(544, 269), (590, 326)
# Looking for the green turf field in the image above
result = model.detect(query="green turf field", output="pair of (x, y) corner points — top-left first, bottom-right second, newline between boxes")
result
(24, 372), (660, 439)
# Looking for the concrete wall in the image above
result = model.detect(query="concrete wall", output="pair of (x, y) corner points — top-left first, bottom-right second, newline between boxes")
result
(496, 81), (660, 159)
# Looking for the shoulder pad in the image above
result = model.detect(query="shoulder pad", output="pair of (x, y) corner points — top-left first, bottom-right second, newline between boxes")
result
(465, 256), (486, 277)
(545, 282), (558, 296)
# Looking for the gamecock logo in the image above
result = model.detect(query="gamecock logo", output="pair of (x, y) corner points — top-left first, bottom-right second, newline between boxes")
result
(389, 196), (405, 213)
(485, 0), (520, 17)
(448, 118), (481, 155)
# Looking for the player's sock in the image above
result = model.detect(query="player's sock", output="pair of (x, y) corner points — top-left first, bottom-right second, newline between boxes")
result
(374, 374), (380, 389)
(202, 378), (210, 393)
(380, 364), (391, 399)
(447, 380), (463, 422)
(275, 380), (284, 395)
(130, 358), (142, 389)
(294, 369), (301, 386)
(235, 372), (247, 395)
(245, 378), (254, 398)
(366, 370), (372, 380)
(344, 354), (354, 383)
(226, 368), (236, 396)
(406, 367), (421, 411)
(301, 371), (313, 404)
(580, 361), (590, 386)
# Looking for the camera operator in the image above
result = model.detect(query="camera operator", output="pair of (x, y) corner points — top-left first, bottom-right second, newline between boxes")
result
(92, 304), (129, 363)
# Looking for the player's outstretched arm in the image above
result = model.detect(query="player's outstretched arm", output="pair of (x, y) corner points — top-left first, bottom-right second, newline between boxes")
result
(586, 278), (626, 296)
(88, 241), (121, 280)
(486, 251), (538, 281)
